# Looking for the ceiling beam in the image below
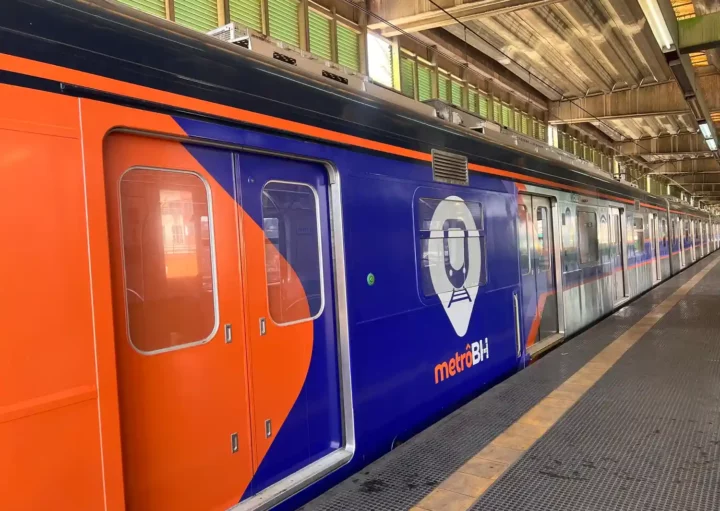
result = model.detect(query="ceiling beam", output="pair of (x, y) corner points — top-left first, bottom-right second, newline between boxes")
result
(696, 73), (720, 116)
(678, 11), (720, 54)
(670, 174), (720, 187)
(548, 81), (692, 124)
(367, 0), (563, 37)
(645, 158), (720, 175)
(417, 29), (550, 109)
(613, 133), (711, 157)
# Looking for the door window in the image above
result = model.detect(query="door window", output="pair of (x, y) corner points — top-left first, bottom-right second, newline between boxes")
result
(119, 168), (217, 354)
(262, 181), (324, 324)
(561, 207), (575, 264)
(599, 214), (608, 261)
(535, 206), (551, 271)
(518, 204), (531, 275)
(634, 216), (645, 255)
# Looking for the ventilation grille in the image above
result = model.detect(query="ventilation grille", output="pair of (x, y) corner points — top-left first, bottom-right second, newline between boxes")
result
(323, 70), (349, 85)
(432, 149), (469, 185)
(273, 51), (297, 66)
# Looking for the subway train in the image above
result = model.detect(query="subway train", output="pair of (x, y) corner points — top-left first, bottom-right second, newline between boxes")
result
(1, 2), (718, 511)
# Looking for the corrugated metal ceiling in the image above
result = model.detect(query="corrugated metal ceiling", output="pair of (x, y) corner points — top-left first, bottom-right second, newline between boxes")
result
(443, 0), (694, 141)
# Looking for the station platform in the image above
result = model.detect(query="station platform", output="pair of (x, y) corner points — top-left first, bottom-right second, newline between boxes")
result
(304, 252), (720, 511)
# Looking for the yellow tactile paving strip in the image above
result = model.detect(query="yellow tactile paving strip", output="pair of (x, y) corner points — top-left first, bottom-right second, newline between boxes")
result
(412, 257), (720, 511)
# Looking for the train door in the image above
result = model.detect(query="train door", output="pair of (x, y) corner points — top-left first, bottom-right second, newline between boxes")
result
(683, 218), (692, 263)
(706, 222), (711, 254)
(699, 221), (704, 257)
(104, 134), (254, 511)
(518, 195), (558, 349)
(649, 213), (660, 282)
(609, 207), (626, 303)
(235, 152), (343, 495)
(674, 217), (685, 269)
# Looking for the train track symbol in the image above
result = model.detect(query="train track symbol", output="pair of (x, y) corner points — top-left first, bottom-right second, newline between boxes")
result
(427, 196), (482, 337)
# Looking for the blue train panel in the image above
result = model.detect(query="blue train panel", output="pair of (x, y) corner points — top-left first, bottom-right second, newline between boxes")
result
(173, 116), (523, 508)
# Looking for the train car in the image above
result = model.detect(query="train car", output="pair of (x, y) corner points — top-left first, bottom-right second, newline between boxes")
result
(0, 2), (716, 511)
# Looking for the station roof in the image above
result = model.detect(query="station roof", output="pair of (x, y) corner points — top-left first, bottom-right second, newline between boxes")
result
(112, 0), (720, 205)
(368, 0), (720, 205)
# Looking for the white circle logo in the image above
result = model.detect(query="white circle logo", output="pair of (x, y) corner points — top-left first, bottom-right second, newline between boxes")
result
(427, 196), (481, 337)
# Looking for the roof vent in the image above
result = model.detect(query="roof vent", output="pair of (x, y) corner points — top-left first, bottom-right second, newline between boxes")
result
(432, 149), (468, 186)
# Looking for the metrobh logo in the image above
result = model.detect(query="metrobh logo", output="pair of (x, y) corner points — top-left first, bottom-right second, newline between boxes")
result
(426, 196), (481, 337)
(434, 338), (489, 384)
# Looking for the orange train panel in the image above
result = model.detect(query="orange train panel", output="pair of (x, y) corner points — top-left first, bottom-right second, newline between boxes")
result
(103, 132), (254, 511)
(0, 85), (105, 509)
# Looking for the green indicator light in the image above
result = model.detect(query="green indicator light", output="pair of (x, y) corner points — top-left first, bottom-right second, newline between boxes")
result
(367, 273), (376, 286)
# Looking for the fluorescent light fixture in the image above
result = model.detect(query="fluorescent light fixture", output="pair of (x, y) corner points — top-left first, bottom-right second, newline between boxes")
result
(707, 138), (718, 151)
(646, 175), (652, 192)
(667, 184), (671, 195)
(699, 121), (712, 139)
(639, 0), (675, 52)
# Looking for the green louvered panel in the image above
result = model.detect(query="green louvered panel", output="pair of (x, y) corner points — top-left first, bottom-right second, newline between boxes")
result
(521, 114), (529, 135)
(539, 123), (546, 142)
(337, 24), (360, 71)
(492, 98), (502, 124)
(450, 81), (463, 107)
(268, 0), (300, 47)
(174, 0), (218, 32)
(438, 74), (449, 101)
(308, 10), (332, 60)
(230, 0), (263, 32)
(478, 93), (488, 118)
(468, 89), (478, 113)
(501, 104), (510, 128)
(417, 65), (433, 102)
(400, 56), (416, 98)
(118, 0), (166, 18)
(514, 111), (521, 131)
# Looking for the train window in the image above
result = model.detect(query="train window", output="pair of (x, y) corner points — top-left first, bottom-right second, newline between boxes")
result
(684, 221), (691, 245)
(262, 181), (325, 325)
(577, 209), (598, 264)
(536, 206), (551, 271)
(561, 206), (575, 256)
(634, 216), (645, 255)
(119, 168), (218, 354)
(518, 205), (531, 275)
(417, 197), (486, 297)
(661, 219), (668, 248)
(599, 214), (608, 260)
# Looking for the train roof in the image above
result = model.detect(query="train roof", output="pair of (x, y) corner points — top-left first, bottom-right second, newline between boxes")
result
(2, 0), (713, 218)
